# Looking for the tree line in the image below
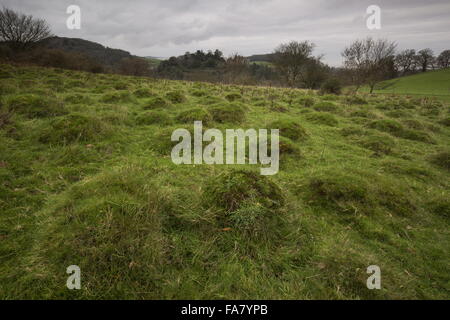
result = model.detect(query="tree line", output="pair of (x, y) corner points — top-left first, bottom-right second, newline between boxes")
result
(1, 7), (448, 94)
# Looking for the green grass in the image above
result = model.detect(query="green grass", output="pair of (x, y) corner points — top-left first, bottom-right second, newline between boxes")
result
(361, 68), (450, 102)
(0, 63), (449, 299)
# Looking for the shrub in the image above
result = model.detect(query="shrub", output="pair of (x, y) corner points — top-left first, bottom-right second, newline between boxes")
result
(269, 119), (308, 141)
(136, 110), (173, 126)
(320, 78), (342, 95)
(313, 101), (338, 112)
(5, 94), (66, 118)
(209, 103), (246, 123)
(305, 112), (339, 126)
(176, 108), (212, 124)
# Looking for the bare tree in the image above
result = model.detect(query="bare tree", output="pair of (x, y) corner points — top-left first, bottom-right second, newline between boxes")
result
(272, 41), (315, 87)
(415, 48), (434, 72)
(395, 49), (417, 75)
(342, 37), (397, 93)
(437, 50), (450, 69)
(0, 7), (51, 49)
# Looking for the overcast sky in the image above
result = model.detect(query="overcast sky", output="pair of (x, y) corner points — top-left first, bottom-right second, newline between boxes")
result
(3, 0), (450, 66)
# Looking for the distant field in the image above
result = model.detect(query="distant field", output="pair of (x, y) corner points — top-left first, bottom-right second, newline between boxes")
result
(361, 68), (450, 102)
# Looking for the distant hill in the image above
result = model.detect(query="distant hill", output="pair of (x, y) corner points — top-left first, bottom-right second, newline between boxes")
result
(38, 36), (137, 69)
(246, 53), (275, 62)
(366, 68), (450, 101)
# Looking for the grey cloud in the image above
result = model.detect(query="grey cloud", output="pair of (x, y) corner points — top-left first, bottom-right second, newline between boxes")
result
(1, 0), (449, 66)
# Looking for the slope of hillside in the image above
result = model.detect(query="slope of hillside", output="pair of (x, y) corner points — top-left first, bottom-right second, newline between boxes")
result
(0, 64), (449, 299)
(39, 36), (139, 69)
(367, 68), (450, 100)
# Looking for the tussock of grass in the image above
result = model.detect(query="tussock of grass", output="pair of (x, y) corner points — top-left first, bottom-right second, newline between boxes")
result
(313, 101), (338, 112)
(224, 92), (242, 102)
(204, 169), (284, 214)
(269, 119), (308, 141)
(136, 110), (173, 126)
(38, 113), (112, 144)
(305, 112), (339, 126)
(5, 94), (66, 118)
(101, 90), (134, 104)
(33, 164), (170, 298)
(428, 151), (450, 171)
(143, 96), (170, 109)
(359, 133), (396, 155)
(176, 107), (212, 124)
(166, 90), (186, 103)
(133, 87), (155, 98)
(209, 103), (246, 123)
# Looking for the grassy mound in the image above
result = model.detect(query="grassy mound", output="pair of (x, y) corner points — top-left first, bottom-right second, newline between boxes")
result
(269, 119), (308, 141)
(297, 96), (315, 107)
(307, 169), (416, 216)
(368, 119), (434, 143)
(33, 164), (170, 298)
(313, 101), (338, 112)
(133, 87), (155, 98)
(359, 133), (396, 155)
(176, 108), (212, 124)
(428, 151), (450, 171)
(136, 110), (174, 126)
(100, 91), (134, 104)
(38, 113), (112, 144)
(209, 103), (246, 123)
(166, 90), (186, 103)
(5, 94), (66, 118)
(305, 112), (339, 126)
(204, 169), (284, 214)
(224, 92), (242, 102)
(143, 96), (170, 109)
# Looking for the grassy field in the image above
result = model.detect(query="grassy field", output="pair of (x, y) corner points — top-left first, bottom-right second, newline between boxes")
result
(0, 63), (449, 299)
(361, 68), (450, 102)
